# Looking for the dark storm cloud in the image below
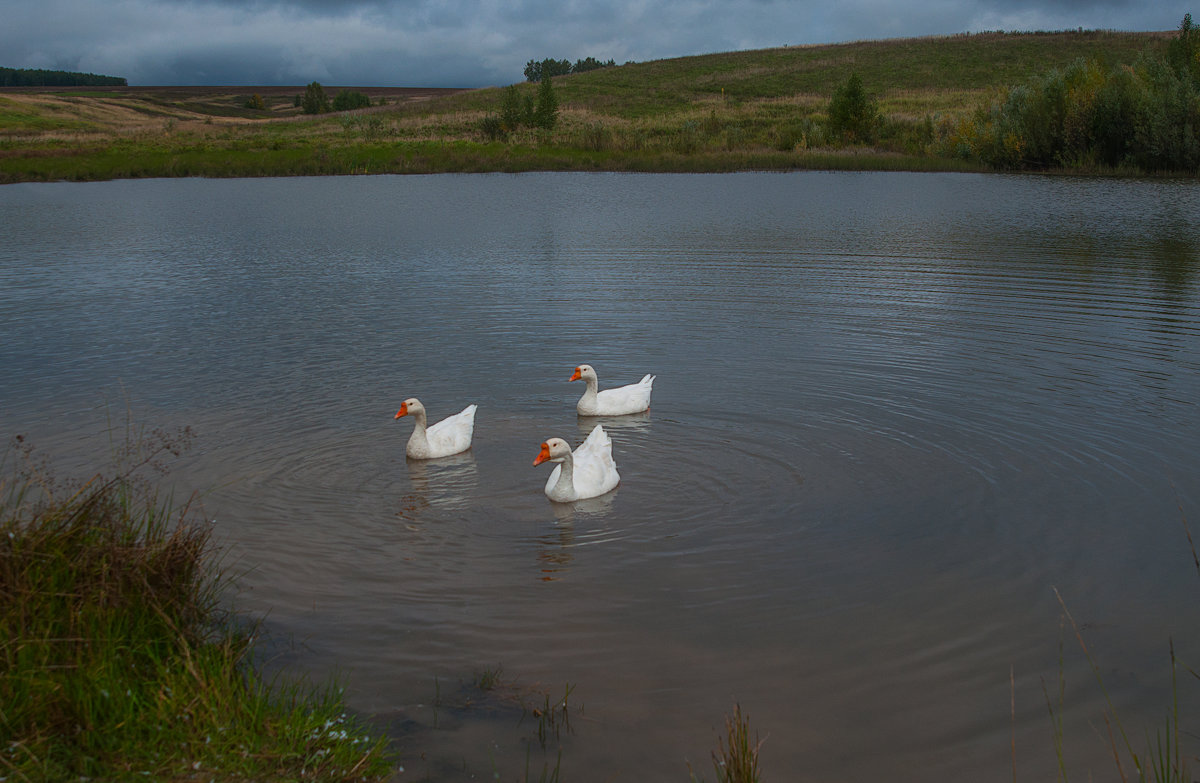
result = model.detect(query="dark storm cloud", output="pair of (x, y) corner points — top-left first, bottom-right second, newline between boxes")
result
(2, 0), (1190, 87)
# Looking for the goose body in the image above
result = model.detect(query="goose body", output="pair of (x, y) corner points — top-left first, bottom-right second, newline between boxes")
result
(570, 364), (655, 416)
(532, 424), (620, 502)
(395, 398), (477, 459)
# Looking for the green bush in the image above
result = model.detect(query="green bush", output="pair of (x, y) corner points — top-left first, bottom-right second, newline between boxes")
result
(479, 114), (506, 141)
(1129, 55), (1200, 170)
(827, 73), (879, 144)
(331, 90), (371, 112)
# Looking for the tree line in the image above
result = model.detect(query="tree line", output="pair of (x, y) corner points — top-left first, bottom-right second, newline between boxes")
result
(952, 13), (1200, 171)
(524, 56), (615, 82)
(1, 67), (126, 87)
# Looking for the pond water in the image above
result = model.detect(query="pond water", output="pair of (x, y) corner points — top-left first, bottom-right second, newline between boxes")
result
(2, 171), (1199, 782)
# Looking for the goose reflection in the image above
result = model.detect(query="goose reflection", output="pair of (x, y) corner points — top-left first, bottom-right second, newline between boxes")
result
(548, 490), (616, 523)
(537, 520), (576, 581)
(403, 451), (479, 512)
(537, 493), (617, 580)
(575, 410), (652, 438)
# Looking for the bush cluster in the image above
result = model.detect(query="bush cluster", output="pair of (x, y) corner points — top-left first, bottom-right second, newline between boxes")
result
(300, 83), (374, 115)
(481, 78), (559, 140)
(332, 90), (371, 112)
(962, 14), (1200, 171)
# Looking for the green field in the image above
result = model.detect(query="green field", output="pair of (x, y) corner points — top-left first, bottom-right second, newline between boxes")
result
(0, 29), (1181, 181)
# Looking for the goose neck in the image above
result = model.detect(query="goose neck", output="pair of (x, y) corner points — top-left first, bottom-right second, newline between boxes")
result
(551, 452), (575, 496)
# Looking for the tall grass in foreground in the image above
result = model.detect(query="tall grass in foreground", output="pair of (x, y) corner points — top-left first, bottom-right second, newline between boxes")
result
(1044, 591), (1191, 783)
(0, 430), (395, 782)
(691, 703), (765, 783)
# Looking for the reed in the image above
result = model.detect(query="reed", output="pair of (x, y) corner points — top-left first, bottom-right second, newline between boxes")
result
(474, 664), (504, 691)
(0, 431), (395, 781)
(1043, 588), (1190, 783)
(691, 703), (765, 783)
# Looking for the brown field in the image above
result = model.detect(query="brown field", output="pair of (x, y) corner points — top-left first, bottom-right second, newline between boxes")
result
(0, 84), (474, 138)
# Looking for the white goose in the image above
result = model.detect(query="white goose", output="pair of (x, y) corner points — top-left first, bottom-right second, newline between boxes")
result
(532, 424), (621, 502)
(570, 364), (655, 416)
(394, 398), (477, 459)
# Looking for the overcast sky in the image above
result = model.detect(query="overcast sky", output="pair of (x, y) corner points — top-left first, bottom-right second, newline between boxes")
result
(4, 0), (1192, 87)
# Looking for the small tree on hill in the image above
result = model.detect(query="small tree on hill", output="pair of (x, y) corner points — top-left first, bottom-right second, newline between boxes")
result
(827, 73), (879, 144)
(534, 74), (558, 129)
(499, 84), (524, 131)
(301, 81), (330, 114)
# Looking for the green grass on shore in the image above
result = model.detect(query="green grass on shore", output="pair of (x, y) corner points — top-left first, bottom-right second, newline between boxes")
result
(0, 430), (396, 782)
(0, 29), (1179, 182)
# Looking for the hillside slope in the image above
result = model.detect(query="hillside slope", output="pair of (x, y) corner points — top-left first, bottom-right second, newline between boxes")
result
(0, 29), (1179, 181)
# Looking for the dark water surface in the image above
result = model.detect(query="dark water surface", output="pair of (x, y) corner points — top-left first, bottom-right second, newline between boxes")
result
(2, 172), (1199, 781)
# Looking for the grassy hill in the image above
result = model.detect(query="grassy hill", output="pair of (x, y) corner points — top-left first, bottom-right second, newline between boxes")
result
(0, 29), (1177, 182)
(509, 30), (1171, 115)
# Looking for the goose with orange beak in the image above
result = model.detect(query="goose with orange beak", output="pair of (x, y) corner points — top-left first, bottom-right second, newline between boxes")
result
(533, 424), (620, 502)
(570, 364), (654, 416)
(395, 397), (477, 459)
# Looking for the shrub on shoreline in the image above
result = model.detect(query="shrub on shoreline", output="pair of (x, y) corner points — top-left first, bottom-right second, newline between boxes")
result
(0, 430), (395, 781)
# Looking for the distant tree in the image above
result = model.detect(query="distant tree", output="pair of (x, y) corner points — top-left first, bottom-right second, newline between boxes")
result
(244, 93), (266, 110)
(331, 90), (371, 111)
(1168, 12), (1200, 83)
(572, 57), (616, 74)
(524, 57), (572, 82)
(827, 73), (879, 144)
(301, 81), (330, 114)
(534, 74), (558, 129)
(523, 56), (614, 81)
(293, 94), (302, 108)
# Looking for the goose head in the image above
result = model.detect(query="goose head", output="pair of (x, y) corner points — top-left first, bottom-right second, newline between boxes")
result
(394, 397), (424, 419)
(569, 364), (597, 383)
(532, 438), (572, 466)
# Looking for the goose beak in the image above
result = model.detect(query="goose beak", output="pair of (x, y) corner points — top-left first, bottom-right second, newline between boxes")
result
(394, 402), (408, 419)
(569, 368), (582, 382)
(533, 443), (551, 466)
